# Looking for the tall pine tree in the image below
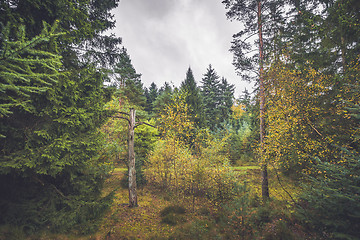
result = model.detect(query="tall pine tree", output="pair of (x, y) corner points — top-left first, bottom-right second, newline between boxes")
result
(222, 0), (287, 201)
(114, 47), (146, 108)
(180, 67), (205, 128)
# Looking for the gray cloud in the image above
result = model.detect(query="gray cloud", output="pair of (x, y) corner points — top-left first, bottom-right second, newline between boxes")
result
(113, 0), (253, 96)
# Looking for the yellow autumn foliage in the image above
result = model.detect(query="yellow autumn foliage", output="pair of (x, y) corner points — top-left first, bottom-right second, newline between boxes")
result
(264, 58), (359, 174)
(145, 92), (237, 203)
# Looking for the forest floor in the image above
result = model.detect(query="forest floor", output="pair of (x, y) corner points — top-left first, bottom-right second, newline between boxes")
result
(18, 166), (303, 240)
(90, 166), (302, 240)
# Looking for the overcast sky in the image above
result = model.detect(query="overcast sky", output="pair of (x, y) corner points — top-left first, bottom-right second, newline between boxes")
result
(111, 0), (253, 97)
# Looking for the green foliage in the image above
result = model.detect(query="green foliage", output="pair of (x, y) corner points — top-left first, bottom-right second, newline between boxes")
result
(297, 73), (360, 239)
(0, 64), (114, 234)
(146, 120), (237, 205)
(160, 205), (187, 226)
(157, 90), (194, 144)
(152, 82), (173, 117)
(0, 22), (63, 122)
(200, 65), (235, 131)
(144, 82), (159, 115)
(0, 0), (122, 69)
(102, 96), (158, 186)
(298, 154), (360, 239)
(180, 67), (206, 128)
(169, 219), (216, 240)
(264, 59), (358, 175)
(200, 65), (220, 129)
(0, 0), (121, 234)
(113, 48), (146, 108)
(222, 0), (287, 81)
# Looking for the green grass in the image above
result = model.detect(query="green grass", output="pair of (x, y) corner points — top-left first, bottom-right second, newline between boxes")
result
(231, 166), (260, 171)
(113, 167), (127, 173)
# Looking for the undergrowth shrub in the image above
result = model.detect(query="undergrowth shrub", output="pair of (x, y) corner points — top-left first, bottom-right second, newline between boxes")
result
(216, 186), (299, 240)
(145, 135), (238, 205)
(160, 205), (187, 225)
(169, 219), (217, 240)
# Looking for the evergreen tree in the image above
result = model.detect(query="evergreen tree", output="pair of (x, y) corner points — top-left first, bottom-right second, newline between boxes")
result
(144, 82), (159, 114)
(114, 47), (146, 108)
(285, 0), (360, 74)
(0, 0), (122, 68)
(200, 65), (221, 130)
(180, 67), (205, 128)
(153, 82), (173, 118)
(298, 69), (360, 238)
(0, 22), (62, 123)
(218, 77), (235, 124)
(0, 24), (113, 233)
(0, 0), (121, 233)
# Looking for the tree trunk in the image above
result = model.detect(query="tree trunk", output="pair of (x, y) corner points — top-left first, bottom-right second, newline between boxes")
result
(128, 108), (137, 207)
(258, 0), (270, 201)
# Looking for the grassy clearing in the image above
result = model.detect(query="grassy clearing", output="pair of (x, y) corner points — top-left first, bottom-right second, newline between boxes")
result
(96, 171), (219, 240)
(231, 166), (260, 171)
(13, 165), (305, 239)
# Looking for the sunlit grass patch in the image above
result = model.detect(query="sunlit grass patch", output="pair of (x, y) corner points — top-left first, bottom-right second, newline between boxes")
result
(231, 165), (260, 171)
(113, 167), (127, 173)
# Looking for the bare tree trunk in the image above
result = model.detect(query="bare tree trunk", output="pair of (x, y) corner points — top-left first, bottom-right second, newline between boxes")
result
(128, 108), (137, 207)
(258, 0), (269, 201)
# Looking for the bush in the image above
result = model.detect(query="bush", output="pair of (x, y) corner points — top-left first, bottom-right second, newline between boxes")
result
(145, 137), (239, 204)
(160, 205), (187, 225)
(169, 219), (217, 240)
(160, 205), (186, 216)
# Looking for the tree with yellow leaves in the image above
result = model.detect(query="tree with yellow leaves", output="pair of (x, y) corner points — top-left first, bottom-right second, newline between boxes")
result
(264, 57), (359, 175)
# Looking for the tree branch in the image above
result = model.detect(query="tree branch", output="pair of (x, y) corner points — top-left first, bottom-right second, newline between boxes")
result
(134, 122), (157, 129)
(112, 116), (130, 125)
(115, 111), (129, 116)
(306, 117), (323, 137)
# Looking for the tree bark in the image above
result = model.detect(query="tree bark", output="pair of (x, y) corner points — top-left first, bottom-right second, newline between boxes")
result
(258, 0), (269, 201)
(128, 108), (137, 207)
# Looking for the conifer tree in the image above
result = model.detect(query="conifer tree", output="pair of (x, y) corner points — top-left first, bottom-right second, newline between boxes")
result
(285, 0), (360, 74)
(153, 82), (173, 117)
(180, 67), (205, 128)
(114, 47), (146, 108)
(222, 0), (286, 201)
(0, 22), (62, 123)
(218, 77), (235, 124)
(0, 0), (121, 233)
(201, 65), (221, 130)
(144, 82), (159, 114)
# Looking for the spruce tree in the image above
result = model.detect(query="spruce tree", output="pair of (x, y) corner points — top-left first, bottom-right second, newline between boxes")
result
(114, 47), (146, 108)
(0, 22), (62, 123)
(201, 65), (221, 131)
(0, 0), (121, 233)
(144, 82), (159, 114)
(218, 77), (235, 124)
(180, 67), (205, 128)
(153, 82), (173, 118)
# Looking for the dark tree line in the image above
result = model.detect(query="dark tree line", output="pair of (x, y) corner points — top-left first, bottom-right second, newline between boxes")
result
(0, 0), (122, 233)
(142, 65), (235, 132)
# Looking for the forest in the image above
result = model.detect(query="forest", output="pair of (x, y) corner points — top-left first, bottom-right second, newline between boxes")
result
(0, 0), (359, 239)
